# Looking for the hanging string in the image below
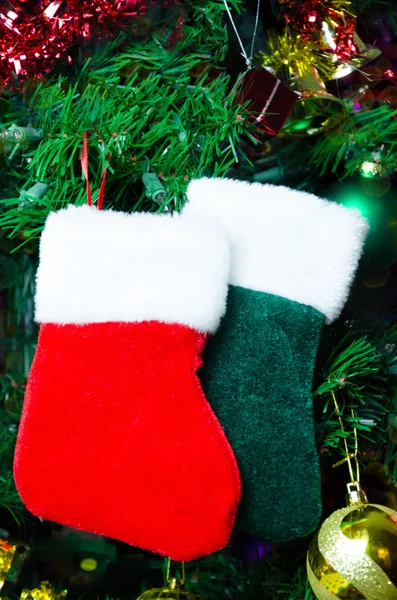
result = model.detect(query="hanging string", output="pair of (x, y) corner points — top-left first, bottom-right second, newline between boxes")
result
(329, 381), (360, 484)
(81, 131), (110, 210)
(249, 0), (261, 69)
(81, 131), (92, 207)
(166, 558), (185, 585)
(97, 162), (109, 211)
(222, 0), (261, 71)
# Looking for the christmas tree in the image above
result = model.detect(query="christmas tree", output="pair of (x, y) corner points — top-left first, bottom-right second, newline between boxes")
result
(1, 1), (397, 599)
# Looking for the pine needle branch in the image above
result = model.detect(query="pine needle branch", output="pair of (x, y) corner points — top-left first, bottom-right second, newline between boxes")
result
(315, 328), (397, 478)
(309, 106), (397, 177)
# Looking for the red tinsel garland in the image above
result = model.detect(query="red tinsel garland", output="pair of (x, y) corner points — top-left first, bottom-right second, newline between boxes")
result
(0, 0), (147, 87)
(280, 0), (360, 63)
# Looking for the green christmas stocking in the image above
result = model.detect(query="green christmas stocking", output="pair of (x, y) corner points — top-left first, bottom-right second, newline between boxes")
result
(184, 178), (369, 542)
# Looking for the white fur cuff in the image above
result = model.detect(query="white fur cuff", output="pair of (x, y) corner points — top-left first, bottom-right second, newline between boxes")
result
(35, 205), (229, 333)
(186, 178), (369, 323)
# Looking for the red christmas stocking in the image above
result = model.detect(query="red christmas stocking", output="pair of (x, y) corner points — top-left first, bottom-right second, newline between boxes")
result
(14, 205), (240, 561)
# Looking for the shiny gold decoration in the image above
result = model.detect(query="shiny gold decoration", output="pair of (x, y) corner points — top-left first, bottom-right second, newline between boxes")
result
(280, 0), (379, 80)
(308, 376), (397, 599)
(261, 29), (345, 136)
(136, 578), (200, 600)
(307, 485), (397, 600)
(320, 572), (353, 597)
(282, 67), (346, 137)
(261, 28), (335, 82)
(137, 560), (201, 600)
(321, 19), (381, 80)
(0, 540), (16, 591)
(330, 383), (360, 485)
(20, 582), (68, 600)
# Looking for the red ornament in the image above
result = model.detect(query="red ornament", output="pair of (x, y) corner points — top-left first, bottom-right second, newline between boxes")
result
(237, 67), (299, 136)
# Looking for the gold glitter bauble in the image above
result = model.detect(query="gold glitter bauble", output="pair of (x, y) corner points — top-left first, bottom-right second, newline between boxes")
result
(137, 578), (200, 600)
(20, 582), (67, 600)
(0, 539), (16, 591)
(307, 502), (397, 600)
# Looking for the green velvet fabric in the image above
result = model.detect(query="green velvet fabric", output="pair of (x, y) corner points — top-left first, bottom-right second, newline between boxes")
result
(200, 285), (324, 542)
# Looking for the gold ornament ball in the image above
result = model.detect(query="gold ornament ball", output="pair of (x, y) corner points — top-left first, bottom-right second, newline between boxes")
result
(307, 502), (397, 600)
(136, 578), (201, 600)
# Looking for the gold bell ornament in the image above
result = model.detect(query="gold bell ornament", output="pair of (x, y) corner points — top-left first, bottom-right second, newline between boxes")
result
(261, 29), (346, 137)
(20, 582), (67, 600)
(137, 560), (200, 600)
(321, 15), (381, 80)
(278, 0), (380, 80)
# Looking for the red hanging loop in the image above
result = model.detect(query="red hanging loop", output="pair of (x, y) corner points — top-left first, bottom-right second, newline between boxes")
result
(81, 133), (110, 210)
(81, 131), (93, 206)
(97, 153), (111, 211)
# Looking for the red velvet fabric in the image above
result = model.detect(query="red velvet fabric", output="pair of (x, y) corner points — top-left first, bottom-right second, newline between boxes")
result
(14, 322), (241, 561)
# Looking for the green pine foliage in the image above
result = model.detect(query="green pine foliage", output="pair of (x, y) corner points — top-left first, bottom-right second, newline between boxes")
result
(142, 553), (317, 600)
(0, 237), (36, 519)
(316, 329), (397, 480)
(0, 0), (253, 242)
(0, 71), (250, 238)
(0, 412), (24, 523)
(308, 106), (397, 178)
